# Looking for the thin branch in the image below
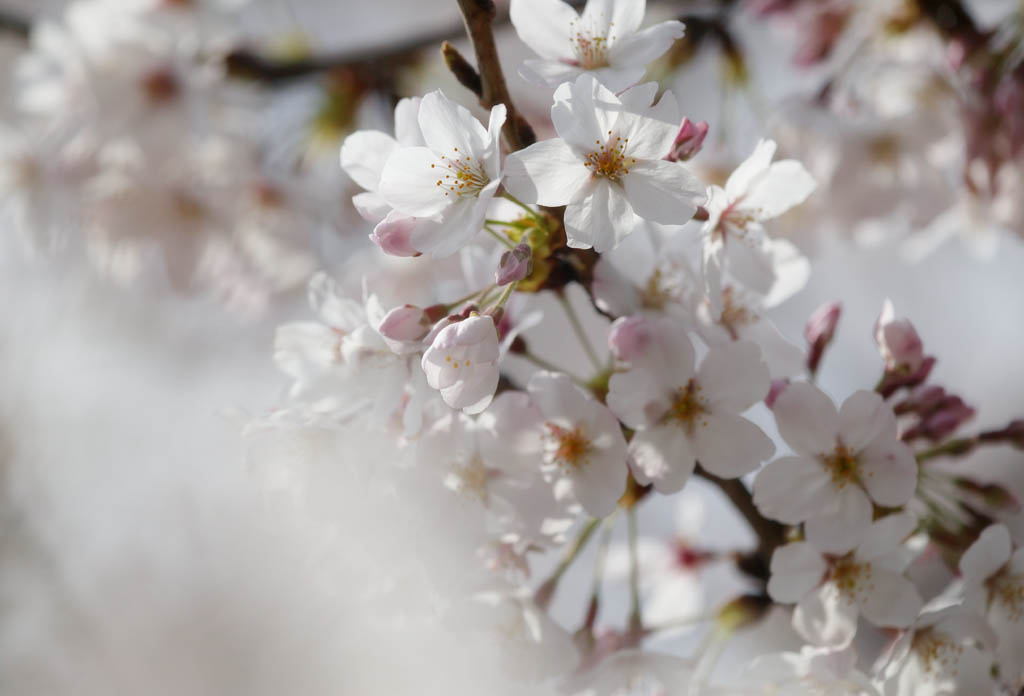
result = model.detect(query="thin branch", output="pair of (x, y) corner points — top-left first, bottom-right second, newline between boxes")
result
(454, 0), (536, 150)
(0, 8), (30, 39)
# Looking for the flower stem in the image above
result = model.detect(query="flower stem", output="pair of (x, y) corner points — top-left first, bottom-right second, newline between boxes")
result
(444, 285), (493, 311)
(484, 225), (515, 249)
(501, 192), (545, 223)
(556, 290), (603, 373)
(627, 505), (643, 635)
(534, 517), (601, 610)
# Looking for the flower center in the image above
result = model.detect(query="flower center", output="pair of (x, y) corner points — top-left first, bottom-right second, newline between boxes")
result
(719, 286), (755, 339)
(641, 268), (674, 310)
(911, 629), (962, 674)
(141, 67), (181, 105)
(545, 423), (591, 469)
(583, 132), (635, 182)
(667, 380), (705, 430)
(829, 557), (872, 599)
(823, 445), (859, 487)
(987, 571), (1024, 621)
(568, 22), (612, 69)
(433, 147), (489, 199)
(445, 453), (492, 504)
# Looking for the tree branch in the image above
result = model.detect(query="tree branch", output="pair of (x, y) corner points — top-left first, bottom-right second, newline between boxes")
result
(454, 0), (535, 150)
(0, 8), (30, 39)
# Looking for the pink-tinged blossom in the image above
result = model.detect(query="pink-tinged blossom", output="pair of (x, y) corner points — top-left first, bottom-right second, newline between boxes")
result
(702, 139), (816, 311)
(753, 383), (918, 553)
(607, 319), (775, 493)
(528, 371), (628, 518)
(378, 90), (506, 257)
(874, 299), (926, 373)
(376, 304), (431, 347)
(509, 0), (685, 92)
(805, 301), (841, 375)
(960, 524), (1024, 623)
(495, 243), (533, 285)
(421, 314), (500, 415)
(607, 315), (655, 362)
(767, 513), (923, 648)
(665, 118), (708, 162)
(367, 213), (422, 257)
(504, 75), (705, 253)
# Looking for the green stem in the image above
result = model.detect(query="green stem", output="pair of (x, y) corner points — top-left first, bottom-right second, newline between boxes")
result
(501, 192), (545, 223)
(557, 290), (602, 373)
(444, 285), (492, 311)
(484, 225), (515, 249)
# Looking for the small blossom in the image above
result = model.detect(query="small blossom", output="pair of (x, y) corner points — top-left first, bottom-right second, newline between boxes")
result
(504, 74), (705, 253)
(509, 0), (685, 92)
(753, 383), (918, 553)
(744, 645), (877, 695)
(368, 213), (423, 257)
(805, 301), (841, 375)
(528, 371), (628, 518)
(377, 304), (431, 345)
(607, 319), (775, 493)
(421, 314), (500, 414)
(960, 524), (1024, 623)
(767, 513), (923, 648)
(665, 118), (708, 162)
(875, 299), (926, 373)
(495, 243), (533, 285)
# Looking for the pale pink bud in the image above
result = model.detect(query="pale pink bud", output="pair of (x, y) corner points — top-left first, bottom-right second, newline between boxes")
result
(665, 119), (709, 162)
(874, 299), (925, 372)
(378, 304), (431, 342)
(765, 378), (789, 408)
(608, 316), (654, 362)
(369, 215), (421, 257)
(495, 243), (533, 285)
(804, 301), (841, 375)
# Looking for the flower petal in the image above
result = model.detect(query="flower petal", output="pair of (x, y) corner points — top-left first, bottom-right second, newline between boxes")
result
(959, 523), (1012, 586)
(725, 139), (776, 201)
(793, 581), (858, 648)
(768, 541), (827, 604)
(503, 139), (593, 207)
(771, 382), (840, 456)
(854, 512), (918, 562)
(753, 455), (832, 524)
(737, 159), (816, 221)
(838, 390), (897, 453)
(564, 179), (634, 252)
(621, 160), (703, 224)
(858, 437), (917, 507)
(528, 370), (589, 422)
(379, 146), (451, 217)
(693, 412), (775, 478)
(509, 0), (577, 59)
(804, 484), (873, 554)
(417, 89), (489, 158)
(340, 129), (397, 191)
(696, 340), (770, 413)
(858, 566), (922, 629)
(628, 423), (696, 494)
(609, 20), (686, 68)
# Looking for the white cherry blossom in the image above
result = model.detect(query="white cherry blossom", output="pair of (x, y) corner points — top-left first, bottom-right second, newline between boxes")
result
(960, 523), (1024, 623)
(743, 645), (880, 695)
(606, 318), (775, 493)
(753, 383), (918, 553)
(378, 90), (506, 257)
(421, 313), (501, 415)
(504, 75), (704, 252)
(702, 139), (816, 312)
(528, 371), (628, 518)
(767, 513), (923, 648)
(509, 0), (685, 92)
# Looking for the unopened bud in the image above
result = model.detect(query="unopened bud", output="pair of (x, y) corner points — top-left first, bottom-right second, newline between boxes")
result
(875, 299), (926, 373)
(765, 378), (789, 408)
(369, 215), (421, 257)
(804, 301), (841, 375)
(378, 304), (431, 343)
(608, 316), (653, 362)
(914, 397), (976, 442)
(665, 118), (709, 162)
(495, 243), (533, 285)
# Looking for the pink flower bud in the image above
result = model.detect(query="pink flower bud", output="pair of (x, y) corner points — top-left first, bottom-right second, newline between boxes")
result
(874, 299), (926, 373)
(369, 215), (421, 257)
(378, 304), (431, 342)
(665, 118), (709, 162)
(608, 316), (654, 362)
(495, 243), (533, 285)
(765, 378), (790, 408)
(804, 301), (841, 375)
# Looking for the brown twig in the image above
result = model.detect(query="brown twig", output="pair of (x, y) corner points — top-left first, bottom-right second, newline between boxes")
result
(454, 0), (535, 150)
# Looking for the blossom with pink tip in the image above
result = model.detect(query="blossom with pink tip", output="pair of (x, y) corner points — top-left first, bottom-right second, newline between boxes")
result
(606, 318), (775, 493)
(421, 314), (500, 414)
(753, 382), (918, 553)
(960, 524), (1024, 623)
(665, 118), (708, 162)
(377, 304), (431, 346)
(875, 298), (926, 373)
(805, 301), (841, 375)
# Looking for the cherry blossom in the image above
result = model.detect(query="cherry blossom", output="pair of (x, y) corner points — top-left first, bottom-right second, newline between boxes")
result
(509, 0), (685, 92)
(874, 299), (926, 374)
(753, 383), (918, 553)
(378, 90), (506, 257)
(528, 371), (628, 518)
(743, 645), (880, 695)
(421, 313), (501, 415)
(959, 523), (1024, 623)
(606, 318), (774, 493)
(767, 513), (924, 648)
(504, 74), (704, 252)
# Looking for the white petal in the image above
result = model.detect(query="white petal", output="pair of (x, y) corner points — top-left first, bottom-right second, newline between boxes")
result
(858, 438), (917, 507)
(855, 512), (918, 562)
(753, 455), (832, 524)
(839, 390), (897, 453)
(352, 192), (390, 223)
(608, 20), (685, 67)
(509, 0), (577, 58)
(379, 146), (451, 217)
(340, 129), (397, 191)
(725, 139), (776, 201)
(616, 110), (678, 161)
(737, 159), (816, 221)
(528, 370), (589, 422)
(518, 58), (583, 89)
(693, 412), (775, 478)
(959, 524), (1012, 585)
(503, 139), (592, 206)
(628, 424), (696, 494)
(583, 0), (644, 36)
(858, 567), (923, 629)
(804, 485), (873, 554)
(564, 179), (634, 252)
(762, 238), (811, 308)
(393, 96), (424, 146)
(441, 365), (499, 414)
(572, 410), (628, 516)
(696, 340), (770, 413)
(768, 541), (827, 604)
(793, 581), (858, 648)
(417, 90), (489, 158)
(621, 160), (703, 224)
(772, 382), (840, 456)
(723, 229), (776, 295)
(551, 74), (620, 153)
(607, 367), (671, 429)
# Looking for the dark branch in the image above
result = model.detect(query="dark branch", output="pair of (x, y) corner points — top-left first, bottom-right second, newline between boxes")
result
(0, 8), (30, 39)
